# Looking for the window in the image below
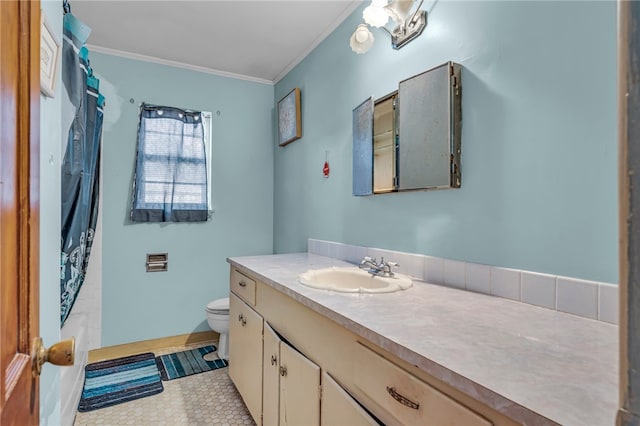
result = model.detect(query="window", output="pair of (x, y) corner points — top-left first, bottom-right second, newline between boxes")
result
(131, 104), (212, 222)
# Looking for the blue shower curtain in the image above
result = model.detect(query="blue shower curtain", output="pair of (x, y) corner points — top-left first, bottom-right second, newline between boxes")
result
(60, 12), (105, 325)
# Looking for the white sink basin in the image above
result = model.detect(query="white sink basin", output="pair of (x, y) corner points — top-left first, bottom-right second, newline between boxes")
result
(298, 267), (412, 293)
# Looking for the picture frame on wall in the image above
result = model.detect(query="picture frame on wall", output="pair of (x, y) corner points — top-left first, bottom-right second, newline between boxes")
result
(40, 11), (60, 98)
(277, 88), (302, 146)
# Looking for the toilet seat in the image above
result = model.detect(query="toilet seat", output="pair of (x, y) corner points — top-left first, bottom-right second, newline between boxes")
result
(206, 297), (229, 314)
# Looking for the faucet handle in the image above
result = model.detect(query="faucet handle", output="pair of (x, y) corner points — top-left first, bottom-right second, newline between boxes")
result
(359, 256), (377, 268)
(380, 257), (398, 267)
(382, 260), (399, 277)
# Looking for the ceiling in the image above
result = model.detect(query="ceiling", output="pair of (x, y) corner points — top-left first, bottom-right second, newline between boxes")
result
(71, 1), (362, 84)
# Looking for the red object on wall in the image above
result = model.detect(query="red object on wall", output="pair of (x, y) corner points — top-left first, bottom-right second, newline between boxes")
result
(323, 161), (330, 178)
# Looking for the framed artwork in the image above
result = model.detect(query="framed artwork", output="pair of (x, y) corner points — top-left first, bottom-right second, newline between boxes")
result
(40, 11), (60, 98)
(277, 88), (302, 146)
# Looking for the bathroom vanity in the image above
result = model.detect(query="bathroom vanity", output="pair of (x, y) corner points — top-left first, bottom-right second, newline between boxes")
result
(227, 253), (617, 426)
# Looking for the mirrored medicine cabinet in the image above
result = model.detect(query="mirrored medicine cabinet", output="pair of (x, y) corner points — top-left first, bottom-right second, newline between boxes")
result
(352, 61), (462, 196)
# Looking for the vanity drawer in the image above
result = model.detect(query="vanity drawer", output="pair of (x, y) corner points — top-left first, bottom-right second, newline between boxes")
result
(354, 343), (492, 426)
(230, 268), (256, 306)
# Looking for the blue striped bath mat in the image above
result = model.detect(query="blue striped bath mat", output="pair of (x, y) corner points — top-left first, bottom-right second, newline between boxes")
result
(155, 345), (228, 380)
(78, 352), (163, 412)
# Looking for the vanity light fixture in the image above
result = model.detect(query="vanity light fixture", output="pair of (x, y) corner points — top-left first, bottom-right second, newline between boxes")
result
(350, 0), (427, 54)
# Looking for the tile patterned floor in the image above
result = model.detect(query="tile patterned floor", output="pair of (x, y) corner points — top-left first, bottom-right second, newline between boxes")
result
(74, 344), (255, 426)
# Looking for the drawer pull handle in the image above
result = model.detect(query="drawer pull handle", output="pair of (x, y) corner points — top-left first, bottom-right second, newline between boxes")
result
(238, 314), (246, 326)
(279, 366), (287, 377)
(271, 355), (277, 366)
(386, 386), (420, 410)
(239, 281), (247, 287)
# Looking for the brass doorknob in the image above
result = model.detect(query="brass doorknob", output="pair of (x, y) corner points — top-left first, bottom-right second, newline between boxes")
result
(31, 337), (75, 377)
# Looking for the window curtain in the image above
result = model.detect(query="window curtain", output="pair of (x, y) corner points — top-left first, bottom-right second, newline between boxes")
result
(60, 12), (104, 325)
(130, 104), (208, 222)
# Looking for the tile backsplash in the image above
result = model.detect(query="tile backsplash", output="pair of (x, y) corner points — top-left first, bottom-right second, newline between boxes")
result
(308, 239), (619, 325)
(521, 272), (557, 310)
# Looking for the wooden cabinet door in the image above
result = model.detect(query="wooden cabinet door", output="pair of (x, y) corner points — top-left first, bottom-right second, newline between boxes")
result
(262, 323), (280, 426)
(321, 372), (378, 426)
(279, 343), (320, 426)
(229, 293), (263, 424)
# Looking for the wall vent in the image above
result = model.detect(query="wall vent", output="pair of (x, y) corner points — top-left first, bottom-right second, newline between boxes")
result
(146, 253), (168, 272)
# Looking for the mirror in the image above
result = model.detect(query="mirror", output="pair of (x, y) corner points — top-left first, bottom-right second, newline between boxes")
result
(352, 97), (373, 196)
(352, 61), (462, 196)
(398, 62), (462, 190)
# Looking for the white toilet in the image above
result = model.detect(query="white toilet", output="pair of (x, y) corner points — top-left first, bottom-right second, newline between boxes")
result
(205, 297), (230, 360)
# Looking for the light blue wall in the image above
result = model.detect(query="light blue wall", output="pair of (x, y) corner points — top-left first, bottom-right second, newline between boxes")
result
(39, 1), (62, 424)
(274, 1), (618, 284)
(90, 53), (274, 346)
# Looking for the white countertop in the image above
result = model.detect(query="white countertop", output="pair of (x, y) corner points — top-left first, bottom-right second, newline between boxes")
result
(227, 253), (618, 426)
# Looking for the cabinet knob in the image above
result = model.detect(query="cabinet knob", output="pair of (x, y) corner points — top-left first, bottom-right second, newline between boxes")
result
(239, 281), (247, 287)
(271, 355), (277, 366)
(279, 365), (287, 377)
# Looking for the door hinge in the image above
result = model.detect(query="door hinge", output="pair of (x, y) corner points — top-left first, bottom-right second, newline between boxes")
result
(319, 384), (323, 400)
(260, 414), (264, 425)
(450, 64), (460, 96)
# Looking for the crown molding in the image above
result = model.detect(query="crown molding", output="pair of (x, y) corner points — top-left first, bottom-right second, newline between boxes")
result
(85, 44), (274, 86)
(86, 1), (361, 87)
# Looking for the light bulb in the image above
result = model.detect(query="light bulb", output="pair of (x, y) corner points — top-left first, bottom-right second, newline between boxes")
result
(355, 27), (370, 43)
(362, 4), (389, 28)
(349, 24), (374, 54)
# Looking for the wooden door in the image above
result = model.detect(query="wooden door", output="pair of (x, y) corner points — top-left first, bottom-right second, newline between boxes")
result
(0, 0), (41, 425)
(321, 372), (378, 426)
(279, 343), (320, 426)
(262, 323), (280, 426)
(228, 293), (263, 424)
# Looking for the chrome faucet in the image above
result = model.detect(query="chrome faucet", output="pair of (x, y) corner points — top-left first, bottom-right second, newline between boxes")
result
(359, 256), (379, 272)
(359, 256), (399, 277)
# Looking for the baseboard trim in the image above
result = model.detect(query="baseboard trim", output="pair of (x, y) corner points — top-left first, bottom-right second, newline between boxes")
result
(88, 331), (219, 363)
